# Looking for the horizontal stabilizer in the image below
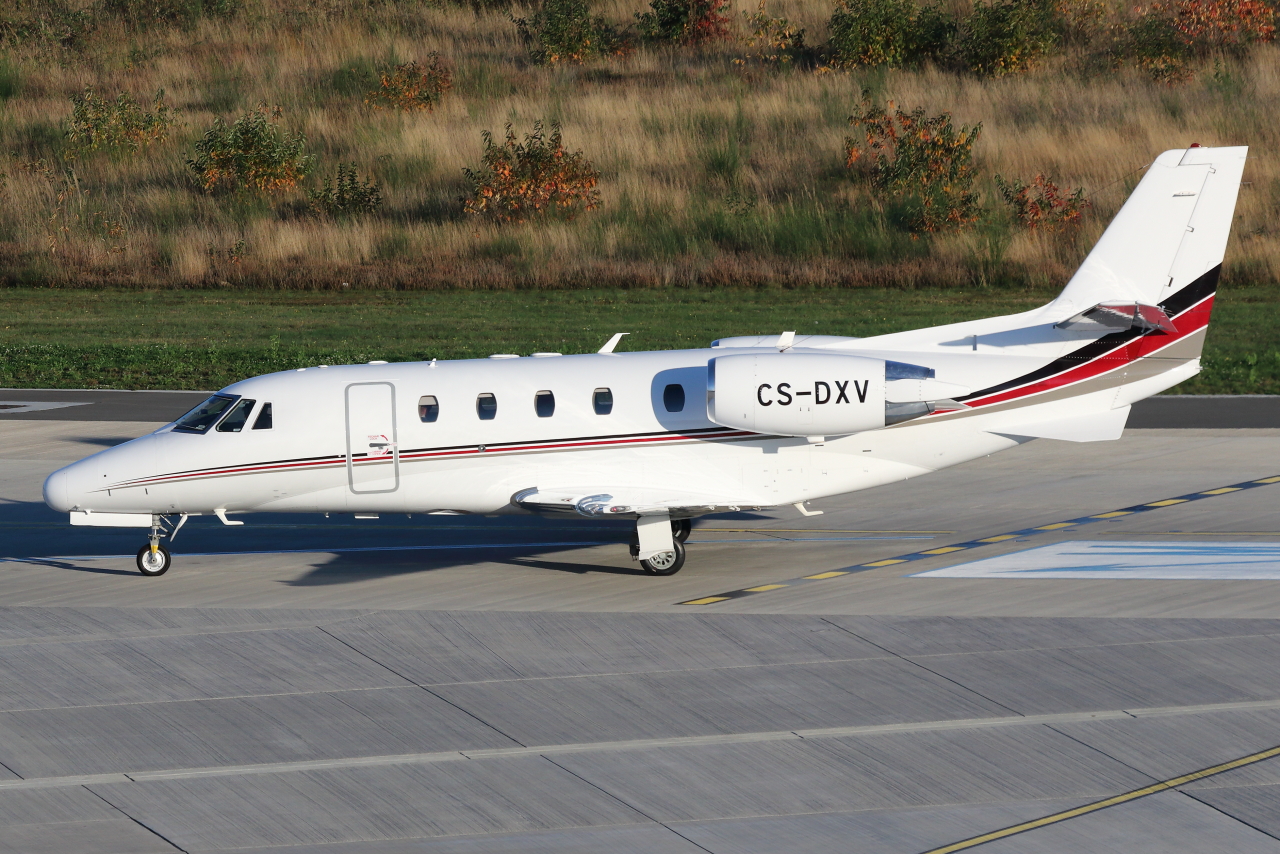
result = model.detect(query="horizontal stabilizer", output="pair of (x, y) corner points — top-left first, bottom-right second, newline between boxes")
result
(1056, 302), (1177, 334)
(992, 405), (1131, 443)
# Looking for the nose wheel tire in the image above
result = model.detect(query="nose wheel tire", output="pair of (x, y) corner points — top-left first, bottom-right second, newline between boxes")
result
(640, 540), (685, 576)
(136, 544), (172, 577)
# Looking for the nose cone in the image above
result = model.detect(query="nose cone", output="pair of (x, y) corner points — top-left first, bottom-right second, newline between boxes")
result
(43, 466), (72, 513)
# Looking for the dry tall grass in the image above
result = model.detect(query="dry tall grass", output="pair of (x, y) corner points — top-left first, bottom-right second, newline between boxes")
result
(0, 0), (1277, 289)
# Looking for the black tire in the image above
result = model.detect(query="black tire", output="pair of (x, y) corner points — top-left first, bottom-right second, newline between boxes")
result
(640, 539), (685, 576)
(671, 518), (692, 543)
(136, 544), (171, 577)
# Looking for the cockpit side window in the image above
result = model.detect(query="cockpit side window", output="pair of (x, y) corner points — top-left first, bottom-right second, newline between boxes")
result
(173, 395), (237, 434)
(217, 398), (257, 433)
(252, 402), (273, 430)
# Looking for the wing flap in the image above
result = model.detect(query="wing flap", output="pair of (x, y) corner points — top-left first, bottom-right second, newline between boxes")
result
(513, 486), (762, 517)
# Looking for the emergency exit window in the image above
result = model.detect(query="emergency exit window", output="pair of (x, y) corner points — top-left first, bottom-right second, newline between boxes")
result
(418, 395), (439, 422)
(534, 390), (555, 418)
(477, 393), (497, 420)
(593, 388), (613, 415)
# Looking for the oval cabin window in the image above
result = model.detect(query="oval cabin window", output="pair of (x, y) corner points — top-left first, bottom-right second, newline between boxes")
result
(663, 384), (685, 413)
(593, 388), (613, 415)
(476, 393), (497, 420)
(534, 390), (555, 418)
(418, 395), (439, 423)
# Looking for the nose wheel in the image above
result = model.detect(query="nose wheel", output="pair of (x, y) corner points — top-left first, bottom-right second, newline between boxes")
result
(136, 544), (172, 576)
(136, 514), (176, 576)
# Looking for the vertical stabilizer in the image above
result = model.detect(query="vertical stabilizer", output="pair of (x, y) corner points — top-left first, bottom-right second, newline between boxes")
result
(1054, 146), (1248, 314)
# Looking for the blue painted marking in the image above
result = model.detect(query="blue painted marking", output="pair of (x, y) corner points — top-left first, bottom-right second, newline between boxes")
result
(913, 541), (1280, 580)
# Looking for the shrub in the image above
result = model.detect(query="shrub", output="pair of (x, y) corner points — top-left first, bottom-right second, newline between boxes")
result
(826, 0), (916, 67)
(636, 0), (732, 45)
(187, 108), (313, 194)
(825, 0), (955, 67)
(513, 0), (628, 64)
(956, 0), (1058, 76)
(740, 1), (806, 65)
(995, 173), (1089, 231)
(96, 0), (241, 30)
(365, 57), (453, 112)
(463, 121), (601, 223)
(65, 88), (176, 158)
(0, 0), (95, 49)
(846, 100), (981, 232)
(1118, 11), (1195, 80)
(308, 164), (383, 217)
(1159, 0), (1277, 48)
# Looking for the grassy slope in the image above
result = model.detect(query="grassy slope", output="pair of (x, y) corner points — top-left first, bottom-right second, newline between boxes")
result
(0, 0), (1278, 290)
(1, 286), (1275, 391)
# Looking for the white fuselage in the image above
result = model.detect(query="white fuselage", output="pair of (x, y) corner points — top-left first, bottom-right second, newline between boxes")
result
(41, 310), (1200, 523)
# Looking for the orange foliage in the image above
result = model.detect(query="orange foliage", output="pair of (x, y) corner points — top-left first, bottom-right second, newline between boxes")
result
(995, 173), (1090, 232)
(463, 122), (601, 223)
(1156, 0), (1277, 45)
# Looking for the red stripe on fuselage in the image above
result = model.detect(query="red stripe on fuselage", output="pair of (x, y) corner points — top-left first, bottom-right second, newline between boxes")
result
(102, 428), (753, 491)
(963, 293), (1213, 409)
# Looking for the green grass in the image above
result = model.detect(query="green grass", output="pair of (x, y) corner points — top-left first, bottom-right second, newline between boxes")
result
(0, 286), (1276, 392)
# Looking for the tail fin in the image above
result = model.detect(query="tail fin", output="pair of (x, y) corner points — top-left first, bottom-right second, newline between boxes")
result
(1055, 145), (1248, 316)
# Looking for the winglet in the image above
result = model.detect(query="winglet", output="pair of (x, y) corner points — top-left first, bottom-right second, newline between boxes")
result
(598, 333), (630, 354)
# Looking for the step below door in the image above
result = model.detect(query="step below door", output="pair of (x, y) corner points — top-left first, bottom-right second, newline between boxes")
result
(346, 382), (399, 494)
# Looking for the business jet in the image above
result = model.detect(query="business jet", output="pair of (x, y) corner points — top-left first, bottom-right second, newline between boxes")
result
(44, 145), (1245, 576)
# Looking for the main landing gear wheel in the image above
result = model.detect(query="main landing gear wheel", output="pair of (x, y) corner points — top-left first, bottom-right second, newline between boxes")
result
(136, 544), (172, 577)
(641, 540), (686, 576)
(671, 518), (692, 543)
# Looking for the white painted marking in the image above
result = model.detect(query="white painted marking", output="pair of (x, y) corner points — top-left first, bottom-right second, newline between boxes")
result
(0, 401), (92, 414)
(913, 540), (1280, 580)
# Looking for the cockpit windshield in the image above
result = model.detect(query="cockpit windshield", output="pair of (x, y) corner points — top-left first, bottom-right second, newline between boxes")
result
(173, 395), (237, 434)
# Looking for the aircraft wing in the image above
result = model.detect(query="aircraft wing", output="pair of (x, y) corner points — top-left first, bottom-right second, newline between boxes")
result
(513, 486), (766, 518)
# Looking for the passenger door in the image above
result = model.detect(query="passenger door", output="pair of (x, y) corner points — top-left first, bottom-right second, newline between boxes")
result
(345, 382), (399, 494)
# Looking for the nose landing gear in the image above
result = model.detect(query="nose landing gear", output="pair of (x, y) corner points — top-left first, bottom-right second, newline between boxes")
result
(137, 543), (172, 576)
(136, 514), (175, 576)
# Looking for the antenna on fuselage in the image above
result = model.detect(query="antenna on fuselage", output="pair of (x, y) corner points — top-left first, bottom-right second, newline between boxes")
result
(598, 332), (630, 354)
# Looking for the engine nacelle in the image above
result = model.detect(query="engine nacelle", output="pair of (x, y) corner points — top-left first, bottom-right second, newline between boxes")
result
(707, 353), (889, 437)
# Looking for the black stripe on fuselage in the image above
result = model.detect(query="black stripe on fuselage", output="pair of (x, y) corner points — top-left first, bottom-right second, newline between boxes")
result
(119, 426), (743, 487)
(957, 265), (1220, 403)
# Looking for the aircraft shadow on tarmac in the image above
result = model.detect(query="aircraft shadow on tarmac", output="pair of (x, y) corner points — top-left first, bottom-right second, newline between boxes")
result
(2, 499), (652, 580)
(284, 546), (651, 586)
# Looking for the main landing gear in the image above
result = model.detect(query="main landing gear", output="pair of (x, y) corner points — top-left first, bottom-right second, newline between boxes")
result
(631, 517), (692, 575)
(641, 540), (686, 575)
(136, 514), (176, 576)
